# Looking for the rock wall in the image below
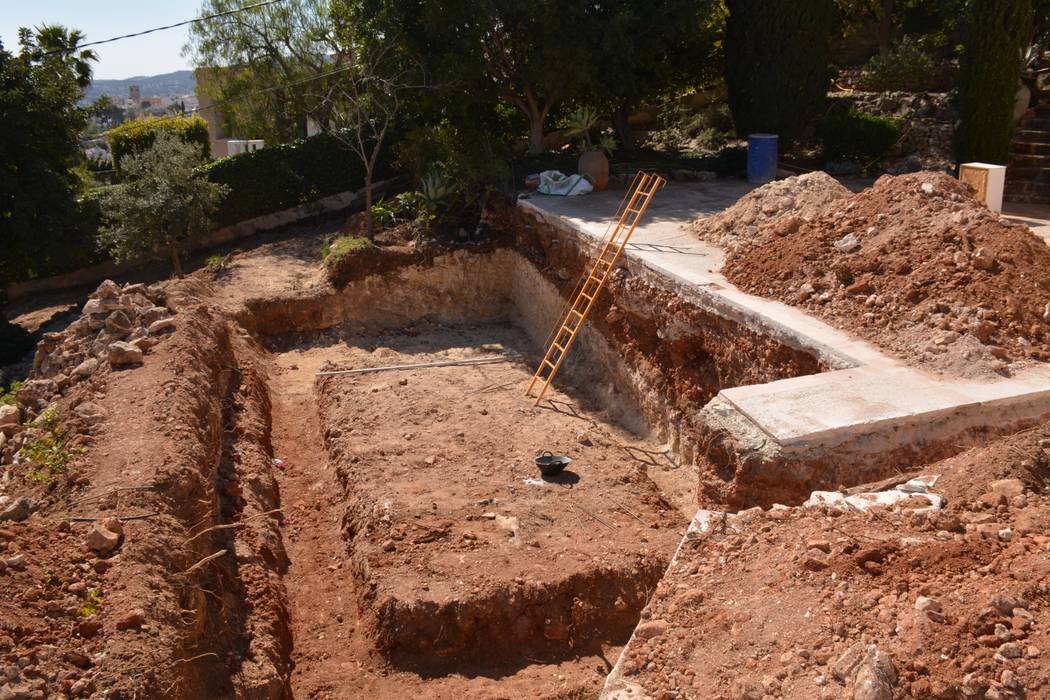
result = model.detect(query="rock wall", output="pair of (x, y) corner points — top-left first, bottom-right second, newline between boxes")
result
(829, 90), (956, 174)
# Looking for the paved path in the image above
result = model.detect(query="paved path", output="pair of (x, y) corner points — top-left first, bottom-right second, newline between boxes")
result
(519, 181), (1050, 451)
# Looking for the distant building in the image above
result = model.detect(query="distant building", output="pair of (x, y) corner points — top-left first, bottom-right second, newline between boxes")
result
(194, 68), (236, 158)
(225, 139), (265, 156)
(196, 66), (315, 158)
(143, 96), (171, 109)
(129, 85), (141, 104)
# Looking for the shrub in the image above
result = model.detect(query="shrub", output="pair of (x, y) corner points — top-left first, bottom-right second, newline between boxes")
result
(820, 109), (901, 164)
(205, 249), (241, 274)
(955, 0), (1034, 163)
(1, 188), (107, 292)
(724, 0), (837, 138)
(108, 116), (210, 170)
(198, 132), (393, 227)
(78, 589), (103, 617)
(646, 100), (735, 154)
(323, 236), (377, 264)
(371, 192), (433, 232)
(0, 379), (22, 405)
(21, 406), (81, 483)
(98, 132), (228, 277)
(862, 36), (940, 92)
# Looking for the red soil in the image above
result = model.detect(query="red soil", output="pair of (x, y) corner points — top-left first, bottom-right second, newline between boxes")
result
(724, 172), (1050, 377)
(611, 423), (1050, 699)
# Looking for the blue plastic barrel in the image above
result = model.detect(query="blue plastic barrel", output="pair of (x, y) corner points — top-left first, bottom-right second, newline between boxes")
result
(747, 133), (778, 184)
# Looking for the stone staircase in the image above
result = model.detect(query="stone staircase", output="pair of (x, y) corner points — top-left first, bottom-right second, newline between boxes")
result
(1007, 98), (1050, 204)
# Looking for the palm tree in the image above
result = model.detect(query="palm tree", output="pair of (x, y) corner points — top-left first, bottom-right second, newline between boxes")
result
(19, 24), (98, 88)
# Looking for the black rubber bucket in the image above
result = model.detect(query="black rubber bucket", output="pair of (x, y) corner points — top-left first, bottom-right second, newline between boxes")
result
(535, 451), (572, 477)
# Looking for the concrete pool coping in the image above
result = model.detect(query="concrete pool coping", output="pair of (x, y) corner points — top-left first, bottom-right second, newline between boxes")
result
(518, 181), (1050, 452)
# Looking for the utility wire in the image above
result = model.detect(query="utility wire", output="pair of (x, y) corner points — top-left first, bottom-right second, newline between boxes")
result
(44, 0), (287, 56)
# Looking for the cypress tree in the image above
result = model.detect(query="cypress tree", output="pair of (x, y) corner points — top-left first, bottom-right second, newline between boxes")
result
(955, 0), (1034, 164)
(723, 0), (838, 138)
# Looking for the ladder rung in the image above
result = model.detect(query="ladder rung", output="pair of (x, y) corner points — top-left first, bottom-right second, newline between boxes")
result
(529, 171), (661, 406)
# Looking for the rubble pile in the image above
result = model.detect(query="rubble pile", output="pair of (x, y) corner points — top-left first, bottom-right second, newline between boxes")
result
(724, 172), (1050, 377)
(604, 425), (1050, 700)
(691, 172), (851, 252)
(16, 279), (173, 416)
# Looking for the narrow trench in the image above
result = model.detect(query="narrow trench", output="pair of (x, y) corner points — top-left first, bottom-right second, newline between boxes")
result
(266, 352), (357, 696)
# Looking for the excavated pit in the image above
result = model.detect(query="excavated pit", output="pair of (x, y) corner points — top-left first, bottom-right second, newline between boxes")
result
(223, 214), (830, 694)
(12, 195), (1050, 697)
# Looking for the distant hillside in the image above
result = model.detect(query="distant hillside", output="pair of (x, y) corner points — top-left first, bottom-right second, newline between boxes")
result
(83, 70), (196, 103)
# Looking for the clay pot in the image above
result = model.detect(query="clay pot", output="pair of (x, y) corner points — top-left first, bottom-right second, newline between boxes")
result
(579, 150), (609, 192)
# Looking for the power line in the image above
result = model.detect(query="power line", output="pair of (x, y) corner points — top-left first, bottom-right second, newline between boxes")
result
(44, 0), (287, 56)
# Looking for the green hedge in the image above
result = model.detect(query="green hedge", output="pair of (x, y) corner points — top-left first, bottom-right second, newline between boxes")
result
(108, 116), (211, 170)
(3, 134), (394, 290)
(198, 132), (393, 227)
(820, 109), (901, 163)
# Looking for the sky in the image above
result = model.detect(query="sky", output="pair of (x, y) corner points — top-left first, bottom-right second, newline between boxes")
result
(0, 0), (203, 79)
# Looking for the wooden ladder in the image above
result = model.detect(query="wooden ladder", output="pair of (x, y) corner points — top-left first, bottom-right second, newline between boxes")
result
(526, 171), (666, 406)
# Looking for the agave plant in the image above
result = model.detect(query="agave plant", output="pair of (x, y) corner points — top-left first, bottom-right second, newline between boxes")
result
(597, 134), (619, 156)
(420, 169), (455, 210)
(567, 107), (600, 151)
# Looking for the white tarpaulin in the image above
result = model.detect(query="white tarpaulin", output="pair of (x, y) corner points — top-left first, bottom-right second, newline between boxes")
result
(536, 170), (593, 196)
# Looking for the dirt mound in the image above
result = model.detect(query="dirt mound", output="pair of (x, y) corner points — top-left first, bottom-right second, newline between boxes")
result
(0, 298), (292, 698)
(691, 172), (851, 252)
(607, 425), (1050, 699)
(725, 172), (1050, 377)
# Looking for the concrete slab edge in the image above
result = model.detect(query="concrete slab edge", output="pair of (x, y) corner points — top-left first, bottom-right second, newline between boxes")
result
(517, 199), (863, 371)
(719, 380), (1050, 456)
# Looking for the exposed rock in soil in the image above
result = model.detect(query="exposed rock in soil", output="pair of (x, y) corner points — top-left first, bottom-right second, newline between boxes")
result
(23, 279), (173, 414)
(85, 517), (123, 555)
(724, 172), (1050, 378)
(0, 495), (32, 522)
(691, 172), (851, 252)
(604, 423), (1050, 700)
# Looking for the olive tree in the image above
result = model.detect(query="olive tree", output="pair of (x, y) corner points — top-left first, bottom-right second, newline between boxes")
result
(98, 132), (228, 276)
